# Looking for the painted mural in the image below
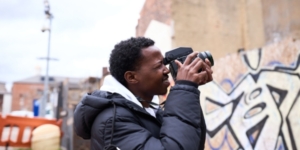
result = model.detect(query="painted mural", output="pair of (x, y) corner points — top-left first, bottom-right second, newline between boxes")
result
(199, 38), (300, 150)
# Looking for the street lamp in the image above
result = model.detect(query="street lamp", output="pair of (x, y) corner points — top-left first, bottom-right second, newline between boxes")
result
(39, 0), (54, 117)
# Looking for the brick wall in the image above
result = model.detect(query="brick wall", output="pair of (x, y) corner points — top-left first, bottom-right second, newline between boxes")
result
(11, 83), (44, 111)
(136, 0), (172, 37)
(137, 0), (300, 60)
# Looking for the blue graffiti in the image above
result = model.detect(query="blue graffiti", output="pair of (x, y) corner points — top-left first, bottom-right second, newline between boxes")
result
(249, 135), (255, 145)
(219, 73), (244, 90)
(207, 129), (234, 150)
(290, 61), (296, 67)
(267, 60), (296, 67)
(278, 144), (284, 150)
(220, 79), (234, 89)
(267, 61), (283, 66)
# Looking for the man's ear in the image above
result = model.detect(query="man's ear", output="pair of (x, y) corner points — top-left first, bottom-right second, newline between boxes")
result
(124, 71), (138, 84)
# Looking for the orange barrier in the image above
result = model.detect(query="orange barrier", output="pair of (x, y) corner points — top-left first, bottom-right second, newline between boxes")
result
(0, 114), (62, 148)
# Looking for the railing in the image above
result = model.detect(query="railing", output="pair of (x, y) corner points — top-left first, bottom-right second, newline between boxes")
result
(0, 114), (62, 149)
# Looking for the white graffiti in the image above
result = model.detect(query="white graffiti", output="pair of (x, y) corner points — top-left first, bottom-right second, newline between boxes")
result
(199, 50), (300, 150)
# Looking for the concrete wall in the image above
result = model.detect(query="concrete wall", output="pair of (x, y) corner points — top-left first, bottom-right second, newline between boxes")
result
(0, 95), (3, 113)
(144, 20), (173, 57)
(171, 0), (266, 60)
(261, 0), (300, 44)
(199, 38), (300, 150)
(2, 94), (12, 115)
(136, 1), (300, 149)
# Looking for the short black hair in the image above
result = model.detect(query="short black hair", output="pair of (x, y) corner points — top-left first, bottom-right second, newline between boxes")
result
(109, 37), (155, 86)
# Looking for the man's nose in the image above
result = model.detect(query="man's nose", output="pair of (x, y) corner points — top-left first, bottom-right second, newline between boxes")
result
(163, 65), (170, 74)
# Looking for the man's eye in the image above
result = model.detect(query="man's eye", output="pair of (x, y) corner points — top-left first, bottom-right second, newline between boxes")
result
(159, 64), (165, 68)
(155, 64), (162, 69)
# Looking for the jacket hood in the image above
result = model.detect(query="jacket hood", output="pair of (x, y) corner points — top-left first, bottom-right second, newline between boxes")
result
(100, 75), (159, 107)
(74, 75), (159, 139)
(73, 90), (113, 139)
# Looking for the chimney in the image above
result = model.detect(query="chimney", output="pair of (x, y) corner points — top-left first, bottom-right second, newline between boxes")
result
(102, 67), (109, 77)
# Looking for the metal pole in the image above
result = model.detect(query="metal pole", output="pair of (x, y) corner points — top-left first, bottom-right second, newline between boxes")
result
(40, 0), (52, 117)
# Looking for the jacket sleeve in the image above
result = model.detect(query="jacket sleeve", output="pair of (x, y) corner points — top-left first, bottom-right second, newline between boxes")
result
(92, 82), (203, 150)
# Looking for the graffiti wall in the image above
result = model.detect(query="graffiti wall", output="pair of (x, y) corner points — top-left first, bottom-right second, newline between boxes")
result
(199, 38), (300, 150)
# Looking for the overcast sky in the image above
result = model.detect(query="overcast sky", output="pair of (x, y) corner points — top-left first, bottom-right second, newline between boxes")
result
(0, 0), (145, 91)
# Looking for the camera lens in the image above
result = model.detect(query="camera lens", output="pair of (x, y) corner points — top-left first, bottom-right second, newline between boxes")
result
(198, 51), (214, 66)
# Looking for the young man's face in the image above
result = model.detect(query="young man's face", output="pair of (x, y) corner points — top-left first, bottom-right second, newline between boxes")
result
(135, 46), (170, 96)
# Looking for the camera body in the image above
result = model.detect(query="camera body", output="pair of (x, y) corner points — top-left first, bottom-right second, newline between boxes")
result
(163, 47), (214, 80)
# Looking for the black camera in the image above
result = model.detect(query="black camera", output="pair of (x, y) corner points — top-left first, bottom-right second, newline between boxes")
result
(163, 47), (214, 80)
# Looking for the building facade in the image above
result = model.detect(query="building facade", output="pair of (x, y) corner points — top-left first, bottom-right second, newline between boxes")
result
(136, 0), (300, 149)
(136, 0), (300, 60)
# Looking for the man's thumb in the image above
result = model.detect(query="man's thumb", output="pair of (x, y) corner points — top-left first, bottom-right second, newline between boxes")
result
(174, 60), (182, 68)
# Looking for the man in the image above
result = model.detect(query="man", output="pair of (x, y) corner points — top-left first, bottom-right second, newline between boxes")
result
(74, 37), (213, 150)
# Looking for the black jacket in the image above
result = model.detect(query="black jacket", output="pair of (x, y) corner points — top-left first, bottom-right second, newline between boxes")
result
(74, 81), (206, 150)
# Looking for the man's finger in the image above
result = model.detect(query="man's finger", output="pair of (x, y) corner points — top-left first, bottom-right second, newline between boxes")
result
(197, 71), (208, 85)
(192, 58), (204, 73)
(189, 57), (201, 67)
(205, 67), (213, 82)
(174, 60), (183, 69)
(202, 60), (211, 71)
(183, 52), (198, 66)
(205, 58), (212, 67)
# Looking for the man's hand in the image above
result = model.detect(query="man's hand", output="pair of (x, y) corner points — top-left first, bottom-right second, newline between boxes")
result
(175, 52), (213, 85)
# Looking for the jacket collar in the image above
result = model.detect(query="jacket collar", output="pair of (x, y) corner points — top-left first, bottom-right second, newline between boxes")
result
(100, 75), (160, 117)
(110, 93), (162, 124)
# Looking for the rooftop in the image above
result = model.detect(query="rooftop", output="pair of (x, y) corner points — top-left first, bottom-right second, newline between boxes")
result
(13, 75), (86, 89)
(13, 75), (101, 89)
